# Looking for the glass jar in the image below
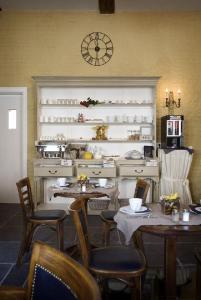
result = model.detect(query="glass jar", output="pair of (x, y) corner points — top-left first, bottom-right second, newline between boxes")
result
(81, 184), (86, 192)
(172, 208), (180, 223)
(182, 209), (190, 222)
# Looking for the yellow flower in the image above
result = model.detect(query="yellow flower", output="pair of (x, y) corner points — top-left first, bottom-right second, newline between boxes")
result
(166, 193), (179, 201)
(160, 193), (179, 202)
(77, 174), (88, 182)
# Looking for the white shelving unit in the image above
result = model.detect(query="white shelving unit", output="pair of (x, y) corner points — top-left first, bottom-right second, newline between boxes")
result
(34, 76), (159, 157)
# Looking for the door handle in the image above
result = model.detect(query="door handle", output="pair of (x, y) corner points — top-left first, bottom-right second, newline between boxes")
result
(92, 171), (102, 175)
(134, 169), (143, 173)
(48, 170), (58, 174)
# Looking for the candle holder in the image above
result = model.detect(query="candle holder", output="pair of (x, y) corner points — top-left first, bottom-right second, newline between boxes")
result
(165, 89), (181, 115)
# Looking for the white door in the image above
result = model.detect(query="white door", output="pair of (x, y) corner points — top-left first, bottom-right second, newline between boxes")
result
(0, 88), (27, 203)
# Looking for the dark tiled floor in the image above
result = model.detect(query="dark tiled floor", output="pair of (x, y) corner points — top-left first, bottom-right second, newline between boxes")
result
(0, 203), (199, 299)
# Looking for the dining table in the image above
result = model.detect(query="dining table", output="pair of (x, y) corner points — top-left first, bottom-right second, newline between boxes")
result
(48, 182), (119, 213)
(48, 182), (119, 256)
(114, 203), (201, 300)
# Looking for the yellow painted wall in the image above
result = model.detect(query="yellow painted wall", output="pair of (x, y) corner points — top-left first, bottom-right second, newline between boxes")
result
(0, 11), (201, 200)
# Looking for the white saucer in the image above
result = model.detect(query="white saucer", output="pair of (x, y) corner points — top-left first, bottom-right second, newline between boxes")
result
(119, 205), (151, 215)
(104, 184), (113, 189)
(94, 184), (113, 189)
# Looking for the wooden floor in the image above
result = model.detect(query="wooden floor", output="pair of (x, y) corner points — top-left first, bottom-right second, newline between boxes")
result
(0, 203), (200, 299)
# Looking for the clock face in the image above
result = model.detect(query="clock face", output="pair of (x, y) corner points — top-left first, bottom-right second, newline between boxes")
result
(81, 32), (113, 66)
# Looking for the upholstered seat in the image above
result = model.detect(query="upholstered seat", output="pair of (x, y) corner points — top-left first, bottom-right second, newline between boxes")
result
(16, 177), (67, 265)
(100, 179), (150, 246)
(0, 241), (101, 300)
(31, 210), (66, 220)
(100, 210), (116, 221)
(90, 246), (143, 271)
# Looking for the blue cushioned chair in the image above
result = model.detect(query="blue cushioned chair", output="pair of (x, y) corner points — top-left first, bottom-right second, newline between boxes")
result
(0, 241), (101, 300)
(16, 177), (67, 265)
(69, 198), (146, 300)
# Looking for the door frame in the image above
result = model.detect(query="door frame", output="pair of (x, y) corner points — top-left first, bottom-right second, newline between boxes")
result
(0, 87), (27, 178)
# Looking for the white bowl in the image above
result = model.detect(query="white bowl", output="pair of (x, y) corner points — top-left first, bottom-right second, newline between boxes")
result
(129, 198), (142, 212)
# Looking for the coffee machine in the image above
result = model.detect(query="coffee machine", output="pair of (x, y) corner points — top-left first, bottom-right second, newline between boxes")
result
(35, 141), (67, 158)
(161, 115), (184, 149)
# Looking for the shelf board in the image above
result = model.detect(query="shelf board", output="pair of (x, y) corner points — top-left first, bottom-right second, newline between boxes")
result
(62, 139), (152, 143)
(40, 103), (153, 108)
(40, 122), (153, 126)
(35, 139), (154, 145)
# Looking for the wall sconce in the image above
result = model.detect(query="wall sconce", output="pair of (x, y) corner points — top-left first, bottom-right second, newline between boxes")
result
(165, 88), (181, 114)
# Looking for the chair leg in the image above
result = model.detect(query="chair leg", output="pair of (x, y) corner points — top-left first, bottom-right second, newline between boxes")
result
(17, 229), (27, 266)
(17, 223), (34, 266)
(196, 260), (201, 300)
(131, 276), (142, 300)
(25, 224), (37, 252)
(102, 222), (111, 246)
(57, 221), (64, 251)
(116, 229), (123, 245)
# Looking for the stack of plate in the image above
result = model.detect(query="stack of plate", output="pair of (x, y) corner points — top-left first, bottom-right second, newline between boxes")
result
(119, 205), (151, 216)
(189, 205), (201, 214)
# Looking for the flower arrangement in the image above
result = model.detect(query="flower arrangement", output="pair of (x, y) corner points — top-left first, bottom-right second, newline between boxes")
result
(160, 193), (180, 215)
(77, 174), (89, 186)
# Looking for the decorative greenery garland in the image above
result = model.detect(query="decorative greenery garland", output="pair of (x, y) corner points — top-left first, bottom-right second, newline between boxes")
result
(80, 97), (101, 107)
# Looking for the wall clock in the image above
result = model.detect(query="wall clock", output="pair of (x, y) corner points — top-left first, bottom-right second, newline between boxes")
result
(81, 32), (113, 66)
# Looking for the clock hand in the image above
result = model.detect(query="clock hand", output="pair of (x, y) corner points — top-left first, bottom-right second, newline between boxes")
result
(94, 38), (98, 47)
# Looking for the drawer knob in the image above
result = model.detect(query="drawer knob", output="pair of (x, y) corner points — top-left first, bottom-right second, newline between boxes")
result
(48, 170), (58, 174)
(92, 171), (102, 175)
(134, 169), (143, 173)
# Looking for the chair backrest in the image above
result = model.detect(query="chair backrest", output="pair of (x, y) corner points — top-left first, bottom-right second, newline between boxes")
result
(16, 177), (34, 220)
(134, 179), (150, 203)
(69, 199), (91, 268)
(27, 241), (101, 300)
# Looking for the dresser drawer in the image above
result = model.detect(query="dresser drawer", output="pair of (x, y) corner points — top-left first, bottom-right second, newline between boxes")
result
(119, 166), (159, 177)
(76, 167), (116, 178)
(34, 166), (73, 177)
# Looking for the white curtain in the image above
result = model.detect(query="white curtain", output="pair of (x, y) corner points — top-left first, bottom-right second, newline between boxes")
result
(159, 149), (193, 206)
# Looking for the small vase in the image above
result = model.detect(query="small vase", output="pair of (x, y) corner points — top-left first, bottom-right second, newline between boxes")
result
(81, 184), (86, 192)
(161, 198), (180, 215)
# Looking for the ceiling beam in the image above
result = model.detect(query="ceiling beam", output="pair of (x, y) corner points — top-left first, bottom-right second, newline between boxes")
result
(99, 0), (115, 14)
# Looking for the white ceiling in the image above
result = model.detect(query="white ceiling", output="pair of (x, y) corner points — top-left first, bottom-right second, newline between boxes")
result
(0, 0), (201, 11)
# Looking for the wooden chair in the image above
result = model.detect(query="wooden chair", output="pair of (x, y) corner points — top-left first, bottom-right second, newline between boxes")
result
(69, 198), (146, 300)
(16, 177), (67, 265)
(100, 179), (150, 245)
(0, 241), (101, 300)
(195, 250), (201, 300)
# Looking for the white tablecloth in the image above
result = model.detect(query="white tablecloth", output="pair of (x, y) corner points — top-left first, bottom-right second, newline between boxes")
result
(114, 203), (201, 244)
